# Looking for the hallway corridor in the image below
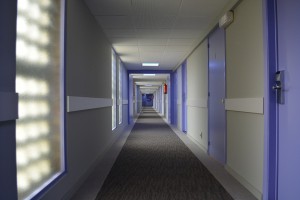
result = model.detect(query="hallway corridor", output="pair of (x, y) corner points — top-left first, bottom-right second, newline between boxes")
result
(73, 108), (257, 200)
(97, 107), (232, 200)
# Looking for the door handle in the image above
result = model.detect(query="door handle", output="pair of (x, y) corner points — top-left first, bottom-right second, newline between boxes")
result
(272, 85), (281, 90)
(273, 70), (284, 104)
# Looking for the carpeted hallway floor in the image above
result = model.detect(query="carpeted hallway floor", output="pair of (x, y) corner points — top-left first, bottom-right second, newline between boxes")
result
(96, 108), (233, 200)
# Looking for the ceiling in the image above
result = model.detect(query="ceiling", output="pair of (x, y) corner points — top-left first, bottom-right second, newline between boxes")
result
(84, 0), (233, 71)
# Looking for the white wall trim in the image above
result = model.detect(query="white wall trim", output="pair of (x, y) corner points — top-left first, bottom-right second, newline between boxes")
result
(225, 98), (264, 114)
(67, 96), (112, 112)
(0, 92), (18, 121)
(225, 165), (263, 200)
(187, 98), (208, 108)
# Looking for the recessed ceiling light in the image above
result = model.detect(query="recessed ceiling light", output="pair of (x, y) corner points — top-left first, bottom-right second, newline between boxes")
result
(142, 63), (159, 67)
(143, 74), (156, 76)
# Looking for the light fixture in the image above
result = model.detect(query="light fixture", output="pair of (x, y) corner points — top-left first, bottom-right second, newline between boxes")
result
(142, 63), (159, 67)
(219, 11), (234, 29)
(145, 84), (153, 86)
(143, 74), (156, 76)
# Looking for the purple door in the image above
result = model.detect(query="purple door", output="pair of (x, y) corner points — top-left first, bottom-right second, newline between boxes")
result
(208, 28), (226, 164)
(276, 0), (300, 199)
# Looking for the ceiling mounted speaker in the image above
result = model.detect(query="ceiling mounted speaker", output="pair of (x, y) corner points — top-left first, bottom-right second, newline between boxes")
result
(219, 11), (234, 29)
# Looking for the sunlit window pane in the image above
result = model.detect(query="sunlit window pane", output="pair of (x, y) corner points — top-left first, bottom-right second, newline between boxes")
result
(16, 0), (64, 199)
(112, 51), (117, 130)
(118, 60), (122, 124)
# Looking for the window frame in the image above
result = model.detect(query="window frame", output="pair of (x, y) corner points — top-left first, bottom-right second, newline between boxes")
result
(118, 59), (122, 125)
(112, 50), (117, 130)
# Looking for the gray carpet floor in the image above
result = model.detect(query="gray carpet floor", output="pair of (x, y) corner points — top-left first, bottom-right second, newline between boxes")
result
(96, 108), (233, 200)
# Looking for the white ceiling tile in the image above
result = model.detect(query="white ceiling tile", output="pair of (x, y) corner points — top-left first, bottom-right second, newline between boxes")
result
(179, 0), (230, 17)
(104, 29), (136, 38)
(134, 16), (176, 29)
(163, 51), (187, 59)
(140, 52), (162, 59)
(86, 0), (230, 70)
(131, 0), (181, 15)
(165, 45), (192, 52)
(96, 16), (133, 29)
(110, 38), (138, 46)
(174, 17), (208, 29)
(138, 38), (168, 46)
(113, 46), (139, 55)
(139, 45), (166, 52)
(168, 38), (196, 45)
(170, 29), (203, 39)
(137, 29), (171, 38)
(84, 0), (132, 15)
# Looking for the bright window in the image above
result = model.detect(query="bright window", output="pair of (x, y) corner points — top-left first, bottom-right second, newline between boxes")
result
(112, 50), (117, 130)
(16, 0), (65, 199)
(118, 60), (122, 125)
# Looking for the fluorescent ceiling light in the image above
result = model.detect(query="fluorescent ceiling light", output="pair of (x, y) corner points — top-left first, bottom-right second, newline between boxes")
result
(145, 84), (152, 86)
(143, 74), (155, 76)
(142, 63), (159, 67)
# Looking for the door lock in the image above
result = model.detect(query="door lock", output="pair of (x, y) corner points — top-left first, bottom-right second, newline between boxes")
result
(273, 70), (284, 104)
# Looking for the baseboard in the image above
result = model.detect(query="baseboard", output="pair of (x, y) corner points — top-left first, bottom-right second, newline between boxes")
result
(225, 165), (263, 200)
(187, 134), (208, 153)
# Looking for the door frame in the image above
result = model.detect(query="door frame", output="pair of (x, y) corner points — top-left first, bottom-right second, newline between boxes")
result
(171, 71), (178, 125)
(264, 0), (278, 199)
(182, 61), (187, 132)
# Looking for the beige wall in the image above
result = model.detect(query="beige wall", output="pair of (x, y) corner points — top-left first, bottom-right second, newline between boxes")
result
(186, 40), (209, 151)
(226, 0), (264, 199)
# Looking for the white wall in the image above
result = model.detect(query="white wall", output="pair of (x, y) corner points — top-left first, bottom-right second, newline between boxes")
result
(225, 0), (264, 199)
(40, 1), (129, 199)
(186, 40), (209, 152)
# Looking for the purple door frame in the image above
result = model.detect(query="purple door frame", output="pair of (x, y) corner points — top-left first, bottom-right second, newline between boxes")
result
(171, 71), (178, 125)
(182, 61), (187, 132)
(264, 0), (278, 199)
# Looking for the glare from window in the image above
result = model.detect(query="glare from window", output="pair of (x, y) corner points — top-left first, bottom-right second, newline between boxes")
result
(118, 60), (122, 125)
(16, 0), (64, 199)
(112, 51), (117, 130)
